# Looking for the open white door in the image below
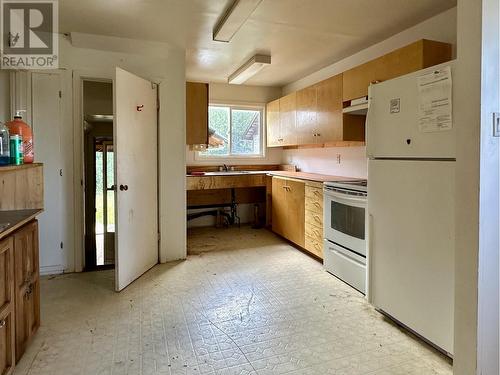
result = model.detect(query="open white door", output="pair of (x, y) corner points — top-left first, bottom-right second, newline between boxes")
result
(114, 67), (158, 291)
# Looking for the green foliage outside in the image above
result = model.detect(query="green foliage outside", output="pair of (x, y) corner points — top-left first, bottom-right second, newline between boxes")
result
(95, 150), (115, 233)
(202, 106), (261, 156)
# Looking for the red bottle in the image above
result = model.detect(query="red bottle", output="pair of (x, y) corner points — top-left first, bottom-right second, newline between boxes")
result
(6, 111), (34, 164)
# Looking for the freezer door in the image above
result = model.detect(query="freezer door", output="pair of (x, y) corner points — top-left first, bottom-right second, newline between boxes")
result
(368, 159), (455, 354)
(366, 62), (456, 159)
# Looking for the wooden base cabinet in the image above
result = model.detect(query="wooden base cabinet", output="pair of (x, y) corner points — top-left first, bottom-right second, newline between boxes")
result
(12, 221), (39, 363)
(271, 177), (305, 247)
(271, 178), (324, 260)
(0, 237), (14, 375)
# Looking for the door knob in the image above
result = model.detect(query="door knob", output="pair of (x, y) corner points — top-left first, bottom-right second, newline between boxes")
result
(119, 184), (128, 191)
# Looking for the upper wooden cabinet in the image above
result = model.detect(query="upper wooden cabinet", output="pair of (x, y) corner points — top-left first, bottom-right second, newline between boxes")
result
(342, 39), (452, 101)
(279, 93), (297, 146)
(186, 82), (209, 145)
(266, 93), (297, 147)
(266, 39), (452, 148)
(266, 98), (280, 147)
(315, 74), (343, 143)
(296, 85), (317, 145)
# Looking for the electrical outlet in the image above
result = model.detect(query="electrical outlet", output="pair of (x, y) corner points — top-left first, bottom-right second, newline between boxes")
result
(336, 154), (341, 164)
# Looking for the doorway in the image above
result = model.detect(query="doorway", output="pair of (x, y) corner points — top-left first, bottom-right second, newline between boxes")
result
(82, 80), (114, 271)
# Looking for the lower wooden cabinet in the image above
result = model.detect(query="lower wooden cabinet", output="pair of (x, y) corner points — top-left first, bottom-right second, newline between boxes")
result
(271, 178), (324, 259)
(0, 220), (40, 372)
(0, 310), (15, 375)
(271, 177), (305, 247)
(0, 237), (14, 375)
(15, 280), (39, 362)
(13, 221), (39, 363)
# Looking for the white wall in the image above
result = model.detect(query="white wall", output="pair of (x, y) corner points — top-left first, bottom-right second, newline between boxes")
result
(278, 7), (457, 177)
(454, 0), (499, 374)
(0, 71), (10, 123)
(186, 82), (282, 167)
(282, 146), (367, 178)
(83, 81), (113, 115)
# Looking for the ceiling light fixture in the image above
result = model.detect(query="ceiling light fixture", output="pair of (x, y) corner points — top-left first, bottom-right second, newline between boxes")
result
(213, 0), (263, 42)
(228, 54), (271, 85)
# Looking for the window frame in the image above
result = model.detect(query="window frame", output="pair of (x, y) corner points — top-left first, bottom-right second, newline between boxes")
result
(195, 102), (266, 160)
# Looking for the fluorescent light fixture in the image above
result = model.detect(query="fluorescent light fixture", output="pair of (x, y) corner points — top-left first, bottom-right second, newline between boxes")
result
(213, 0), (263, 42)
(228, 54), (271, 84)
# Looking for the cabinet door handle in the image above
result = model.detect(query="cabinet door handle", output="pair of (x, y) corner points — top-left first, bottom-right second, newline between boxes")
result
(0, 320), (5, 328)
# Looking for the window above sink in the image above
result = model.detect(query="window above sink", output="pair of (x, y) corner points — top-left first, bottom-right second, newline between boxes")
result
(196, 103), (265, 160)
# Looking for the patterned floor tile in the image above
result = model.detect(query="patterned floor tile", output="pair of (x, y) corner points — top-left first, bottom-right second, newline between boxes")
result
(13, 226), (451, 375)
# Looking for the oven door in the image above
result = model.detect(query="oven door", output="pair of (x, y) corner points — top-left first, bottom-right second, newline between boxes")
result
(324, 188), (367, 256)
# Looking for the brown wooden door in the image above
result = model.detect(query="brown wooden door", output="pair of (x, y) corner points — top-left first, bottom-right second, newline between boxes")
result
(186, 82), (209, 145)
(279, 93), (297, 146)
(14, 221), (39, 291)
(266, 98), (281, 147)
(296, 86), (317, 145)
(285, 180), (305, 247)
(0, 309), (14, 375)
(315, 74), (343, 143)
(15, 284), (28, 362)
(271, 178), (287, 237)
(14, 279), (39, 363)
(13, 221), (40, 363)
(0, 236), (14, 375)
(0, 238), (13, 315)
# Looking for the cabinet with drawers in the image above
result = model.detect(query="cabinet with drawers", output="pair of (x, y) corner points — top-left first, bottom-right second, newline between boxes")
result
(0, 220), (40, 373)
(304, 183), (324, 258)
(271, 177), (325, 259)
(0, 237), (15, 375)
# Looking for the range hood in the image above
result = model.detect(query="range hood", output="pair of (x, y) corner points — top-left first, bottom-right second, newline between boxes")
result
(342, 96), (368, 115)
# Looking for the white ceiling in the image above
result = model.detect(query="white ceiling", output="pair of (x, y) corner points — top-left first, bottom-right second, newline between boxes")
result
(59, 0), (457, 87)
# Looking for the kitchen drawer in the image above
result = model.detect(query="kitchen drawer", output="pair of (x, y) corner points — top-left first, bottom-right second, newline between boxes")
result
(305, 185), (323, 200)
(305, 222), (323, 243)
(305, 209), (323, 228)
(305, 197), (323, 214)
(305, 235), (323, 259)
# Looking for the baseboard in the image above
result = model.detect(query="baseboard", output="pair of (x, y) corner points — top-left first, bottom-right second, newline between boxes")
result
(40, 265), (65, 276)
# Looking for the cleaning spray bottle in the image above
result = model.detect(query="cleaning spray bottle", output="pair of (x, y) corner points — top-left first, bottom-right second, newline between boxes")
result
(6, 110), (34, 164)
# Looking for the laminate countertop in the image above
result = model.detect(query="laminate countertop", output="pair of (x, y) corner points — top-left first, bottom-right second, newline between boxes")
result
(266, 171), (360, 183)
(187, 170), (360, 183)
(0, 209), (43, 240)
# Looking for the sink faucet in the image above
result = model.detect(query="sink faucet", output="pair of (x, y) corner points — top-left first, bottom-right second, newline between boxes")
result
(223, 164), (229, 172)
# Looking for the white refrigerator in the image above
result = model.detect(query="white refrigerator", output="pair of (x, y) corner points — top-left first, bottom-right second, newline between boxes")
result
(367, 62), (456, 355)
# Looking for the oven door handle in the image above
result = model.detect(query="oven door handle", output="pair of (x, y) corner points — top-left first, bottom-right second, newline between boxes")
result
(324, 189), (367, 205)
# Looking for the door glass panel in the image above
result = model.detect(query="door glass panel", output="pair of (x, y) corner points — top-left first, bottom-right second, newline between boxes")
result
(331, 202), (365, 240)
(105, 144), (115, 233)
(95, 144), (105, 266)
